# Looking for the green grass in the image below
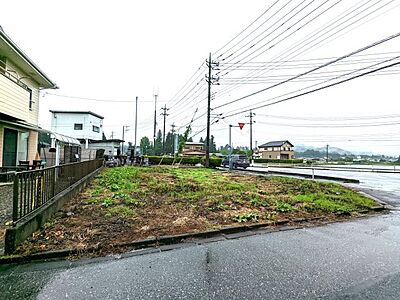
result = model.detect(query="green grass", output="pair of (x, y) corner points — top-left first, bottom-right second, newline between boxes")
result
(106, 206), (135, 218)
(86, 166), (378, 221)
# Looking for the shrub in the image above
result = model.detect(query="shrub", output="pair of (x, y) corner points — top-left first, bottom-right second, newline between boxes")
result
(145, 156), (222, 168)
(254, 158), (304, 164)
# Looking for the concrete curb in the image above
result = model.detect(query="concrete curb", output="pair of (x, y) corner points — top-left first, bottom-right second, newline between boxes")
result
(220, 167), (360, 183)
(0, 209), (385, 265)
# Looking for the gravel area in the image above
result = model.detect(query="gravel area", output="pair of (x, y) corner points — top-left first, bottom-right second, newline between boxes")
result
(0, 183), (13, 225)
(0, 183), (13, 255)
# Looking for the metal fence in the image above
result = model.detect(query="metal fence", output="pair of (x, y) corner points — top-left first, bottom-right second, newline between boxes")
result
(12, 159), (103, 224)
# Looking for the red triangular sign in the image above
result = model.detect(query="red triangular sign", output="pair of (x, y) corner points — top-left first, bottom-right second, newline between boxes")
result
(238, 122), (245, 130)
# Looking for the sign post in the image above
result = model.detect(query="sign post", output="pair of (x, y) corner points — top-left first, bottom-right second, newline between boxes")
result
(229, 123), (245, 170)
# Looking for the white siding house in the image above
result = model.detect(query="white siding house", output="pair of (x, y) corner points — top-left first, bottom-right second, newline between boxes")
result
(0, 26), (57, 167)
(50, 111), (104, 143)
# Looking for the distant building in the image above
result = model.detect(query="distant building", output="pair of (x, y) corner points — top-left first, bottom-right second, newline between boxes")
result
(0, 27), (57, 167)
(182, 142), (205, 157)
(258, 140), (294, 159)
(50, 111), (104, 147)
(85, 139), (124, 156)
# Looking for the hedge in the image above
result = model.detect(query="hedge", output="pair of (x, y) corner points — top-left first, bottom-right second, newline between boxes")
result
(254, 158), (304, 164)
(146, 156), (222, 168)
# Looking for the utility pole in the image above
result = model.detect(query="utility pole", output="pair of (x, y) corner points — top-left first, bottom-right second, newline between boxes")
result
(246, 110), (256, 162)
(326, 144), (329, 164)
(110, 131), (115, 139)
(161, 105), (169, 154)
(205, 53), (219, 167)
(122, 125), (130, 155)
(134, 96), (138, 157)
(171, 123), (176, 156)
(122, 126), (125, 154)
(153, 92), (158, 148)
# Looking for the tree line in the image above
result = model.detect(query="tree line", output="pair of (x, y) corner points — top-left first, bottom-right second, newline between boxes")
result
(138, 129), (217, 156)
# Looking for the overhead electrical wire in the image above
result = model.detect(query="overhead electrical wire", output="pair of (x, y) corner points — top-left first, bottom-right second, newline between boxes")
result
(221, 59), (400, 119)
(213, 0), (280, 58)
(213, 32), (400, 110)
(214, 0), (391, 100)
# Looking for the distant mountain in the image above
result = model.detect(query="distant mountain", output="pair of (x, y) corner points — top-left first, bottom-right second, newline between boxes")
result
(294, 144), (353, 157)
(294, 144), (385, 158)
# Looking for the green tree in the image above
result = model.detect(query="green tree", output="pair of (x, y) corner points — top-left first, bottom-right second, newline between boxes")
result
(140, 136), (153, 155)
(210, 135), (217, 152)
(165, 132), (174, 155)
(154, 129), (163, 155)
(178, 125), (191, 154)
(187, 137), (193, 142)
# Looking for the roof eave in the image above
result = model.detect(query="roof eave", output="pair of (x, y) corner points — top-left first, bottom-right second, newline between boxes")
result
(0, 29), (57, 89)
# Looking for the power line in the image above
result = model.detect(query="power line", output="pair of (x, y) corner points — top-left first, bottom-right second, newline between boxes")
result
(256, 113), (400, 121)
(214, 0), (392, 100)
(222, 60), (400, 119)
(213, 0), (280, 57)
(44, 92), (169, 103)
(213, 32), (400, 110)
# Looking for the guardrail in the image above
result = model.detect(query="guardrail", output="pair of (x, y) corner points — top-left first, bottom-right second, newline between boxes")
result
(12, 159), (103, 225)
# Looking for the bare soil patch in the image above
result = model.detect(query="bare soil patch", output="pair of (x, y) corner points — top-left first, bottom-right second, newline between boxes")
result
(15, 166), (379, 257)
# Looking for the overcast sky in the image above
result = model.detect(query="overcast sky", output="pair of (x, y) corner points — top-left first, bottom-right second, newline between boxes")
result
(2, 0), (400, 156)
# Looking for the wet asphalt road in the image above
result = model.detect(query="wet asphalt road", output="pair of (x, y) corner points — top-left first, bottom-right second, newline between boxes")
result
(1, 170), (400, 299)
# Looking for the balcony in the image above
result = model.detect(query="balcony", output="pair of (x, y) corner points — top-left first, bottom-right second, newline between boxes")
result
(0, 65), (30, 122)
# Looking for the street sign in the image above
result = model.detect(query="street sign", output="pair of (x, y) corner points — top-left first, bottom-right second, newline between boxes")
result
(238, 122), (245, 130)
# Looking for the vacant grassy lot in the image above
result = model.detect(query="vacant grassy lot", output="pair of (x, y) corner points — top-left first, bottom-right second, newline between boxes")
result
(16, 166), (378, 255)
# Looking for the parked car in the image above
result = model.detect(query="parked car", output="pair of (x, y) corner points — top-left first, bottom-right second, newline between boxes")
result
(222, 155), (250, 169)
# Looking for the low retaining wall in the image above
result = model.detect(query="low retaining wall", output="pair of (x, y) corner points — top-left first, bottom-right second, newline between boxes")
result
(4, 167), (103, 254)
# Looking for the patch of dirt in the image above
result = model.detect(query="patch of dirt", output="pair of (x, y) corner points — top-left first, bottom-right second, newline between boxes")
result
(13, 167), (380, 257)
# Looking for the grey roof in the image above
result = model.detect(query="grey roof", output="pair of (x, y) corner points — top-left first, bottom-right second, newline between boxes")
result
(50, 110), (104, 119)
(259, 140), (293, 148)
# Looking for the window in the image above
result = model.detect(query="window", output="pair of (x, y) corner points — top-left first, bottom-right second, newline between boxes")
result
(74, 123), (83, 130)
(27, 88), (33, 110)
(92, 125), (100, 133)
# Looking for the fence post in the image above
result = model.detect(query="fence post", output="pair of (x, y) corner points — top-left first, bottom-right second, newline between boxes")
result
(12, 175), (19, 226)
(52, 167), (56, 198)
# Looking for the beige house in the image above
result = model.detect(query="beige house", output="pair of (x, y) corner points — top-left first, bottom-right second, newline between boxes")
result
(0, 27), (57, 167)
(182, 142), (205, 157)
(258, 140), (294, 160)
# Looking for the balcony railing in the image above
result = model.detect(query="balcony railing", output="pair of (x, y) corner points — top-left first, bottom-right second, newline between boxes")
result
(0, 63), (29, 90)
